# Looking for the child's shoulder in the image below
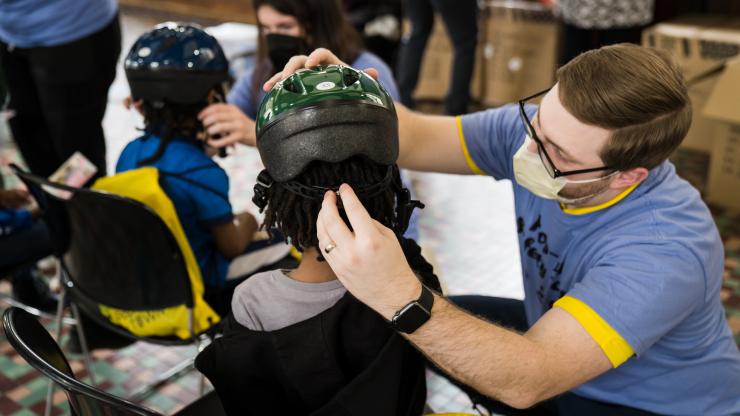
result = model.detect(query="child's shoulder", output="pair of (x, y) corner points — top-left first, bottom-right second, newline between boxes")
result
(232, 270), (285, 302)
(230, 269), (287, 330)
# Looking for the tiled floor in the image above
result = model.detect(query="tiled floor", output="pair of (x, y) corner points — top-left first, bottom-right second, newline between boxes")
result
(1, 8), (738, 416)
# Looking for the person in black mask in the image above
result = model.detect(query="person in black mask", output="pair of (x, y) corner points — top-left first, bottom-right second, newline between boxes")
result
(197, 0), (401, 147)
(196, 0), (423, 241)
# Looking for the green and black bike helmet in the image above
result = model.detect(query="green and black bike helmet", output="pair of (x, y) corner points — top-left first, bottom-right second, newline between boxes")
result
(252, 65), (422, 233)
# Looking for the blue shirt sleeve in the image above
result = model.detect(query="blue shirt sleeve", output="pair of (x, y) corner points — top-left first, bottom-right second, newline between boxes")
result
(115, 141), (137, 173)
(567, 241), (705, 355)
(352, 51), (400, 101)
(0, 0), (117, 47)
(186, 167), (234, 227)
(459, 104), (530, 180)
(0, 208), (33, 237)
(227, 66), (260, 120)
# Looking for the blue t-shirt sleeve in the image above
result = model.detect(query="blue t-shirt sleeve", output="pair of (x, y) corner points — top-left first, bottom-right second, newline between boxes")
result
(115, 141), (137, 173)
(352, 51), (400, 101)
(459, 104), (529, 180)
(187, 167), (234, 227)
(0, 208), (33, 237)
(227, 67), (259, 120)
(567, 242), (705, 355)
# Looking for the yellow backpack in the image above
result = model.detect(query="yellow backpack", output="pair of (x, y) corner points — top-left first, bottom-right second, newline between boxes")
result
(92, 167), (220, 339)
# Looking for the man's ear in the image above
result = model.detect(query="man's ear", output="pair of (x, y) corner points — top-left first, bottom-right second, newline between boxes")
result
(610, 167), (649, 189)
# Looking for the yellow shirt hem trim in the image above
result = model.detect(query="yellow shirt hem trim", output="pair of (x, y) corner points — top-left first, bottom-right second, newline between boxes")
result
(554, 295), (634, 368)
(456, 116), (485, 176)
(560, 182), (640, 216)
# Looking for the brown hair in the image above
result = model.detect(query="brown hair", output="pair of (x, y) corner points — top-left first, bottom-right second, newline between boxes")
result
(250, 0), (363, 105)
(557, 43), (692, 171)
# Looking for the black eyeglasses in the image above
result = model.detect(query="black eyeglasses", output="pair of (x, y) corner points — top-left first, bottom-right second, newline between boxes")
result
(518, 88), (613, 179)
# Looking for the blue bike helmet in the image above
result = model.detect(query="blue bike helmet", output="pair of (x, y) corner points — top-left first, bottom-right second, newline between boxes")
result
(125, 22), (229, 104)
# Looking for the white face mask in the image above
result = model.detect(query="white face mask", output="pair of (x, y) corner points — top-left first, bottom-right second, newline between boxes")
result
(513, 136), (617, 204)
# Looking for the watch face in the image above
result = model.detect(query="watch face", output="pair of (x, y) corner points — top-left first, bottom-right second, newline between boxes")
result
(393, 302), (431, 334)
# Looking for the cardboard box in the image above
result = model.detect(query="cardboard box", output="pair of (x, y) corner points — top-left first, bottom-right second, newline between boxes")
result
(642, 16), (740, 152)
(702, 58), (740, 210)
(412, 16), (485, 102)
(480, 1), (559, 107)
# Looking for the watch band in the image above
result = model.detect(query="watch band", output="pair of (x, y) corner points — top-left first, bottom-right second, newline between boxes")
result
(391, 285), (434, 334)
(416, 284), (433, 313)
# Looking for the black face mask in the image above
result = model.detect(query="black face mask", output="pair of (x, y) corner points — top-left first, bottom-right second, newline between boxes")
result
(265, 33), (310, 70)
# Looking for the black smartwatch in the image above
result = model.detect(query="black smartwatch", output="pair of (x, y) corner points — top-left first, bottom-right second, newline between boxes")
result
(391, 285), (434, 334)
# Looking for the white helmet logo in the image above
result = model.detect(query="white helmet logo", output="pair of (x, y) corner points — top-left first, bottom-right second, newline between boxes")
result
(316, 81), (336, 91)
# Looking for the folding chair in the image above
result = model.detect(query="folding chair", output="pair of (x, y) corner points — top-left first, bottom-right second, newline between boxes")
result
(12, 167), (219, 412)
(3, 307), (225, 416)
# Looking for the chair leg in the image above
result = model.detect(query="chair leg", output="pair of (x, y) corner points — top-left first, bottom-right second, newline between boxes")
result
(70, 303), (96, 385)
(44, 286), (68, 416)
(187, 309), (208, 396)
(130, 308), (201, 401)
(130, 357), (195, 401)
(195, 337), (206, 396)
(0, 293), (77, 324)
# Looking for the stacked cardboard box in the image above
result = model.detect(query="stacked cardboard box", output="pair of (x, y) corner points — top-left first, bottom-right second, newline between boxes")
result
(643, 16), (740, 209)
(412, 16), (484, 102)
(703, 59), (740, 210)
(480, 1), (559, 107)
(643, 16), (740, 152)
(411, 1), (559, 107)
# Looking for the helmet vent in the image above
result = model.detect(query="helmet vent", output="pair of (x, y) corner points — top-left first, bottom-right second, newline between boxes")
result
(342, 68), (360, 87)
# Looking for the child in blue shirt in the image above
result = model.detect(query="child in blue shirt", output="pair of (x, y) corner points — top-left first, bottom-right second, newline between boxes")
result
(0, 180), (55, 311)
(118, 23), (292, 315)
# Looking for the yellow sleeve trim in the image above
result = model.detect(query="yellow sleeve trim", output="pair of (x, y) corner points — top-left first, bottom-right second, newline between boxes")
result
(560, 182), (640, 216)
(456, 116), (485, 176)
(554, 296), (634, 368)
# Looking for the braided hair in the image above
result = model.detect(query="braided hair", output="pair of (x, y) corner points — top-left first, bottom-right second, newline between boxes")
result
(262, 155), (399, 257)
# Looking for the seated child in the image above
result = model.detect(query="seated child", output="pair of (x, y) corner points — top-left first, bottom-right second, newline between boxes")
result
(0, 182), (55, 311)
(196, 66), (440, 415)
(117, 23), (292, 315)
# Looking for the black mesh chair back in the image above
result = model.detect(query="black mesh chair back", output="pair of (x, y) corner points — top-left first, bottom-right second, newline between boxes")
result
(13, 168), (195, 340)
(2, 307), (160, 416)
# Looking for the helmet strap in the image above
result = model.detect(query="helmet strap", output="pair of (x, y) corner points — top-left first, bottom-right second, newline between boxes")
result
(391, 167), (424, 235)
(252, 170), (274, 212)
(281, 166), (395, 202)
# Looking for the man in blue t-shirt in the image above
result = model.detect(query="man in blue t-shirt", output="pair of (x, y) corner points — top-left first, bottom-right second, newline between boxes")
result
(218, 44), (740, 415)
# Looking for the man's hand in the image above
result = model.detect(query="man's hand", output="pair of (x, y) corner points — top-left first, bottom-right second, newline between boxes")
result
(198, 103), (257, 148)
(0, 189), (31, 209)
(263, 48), (380, 92)
(316, 184), (421, 319)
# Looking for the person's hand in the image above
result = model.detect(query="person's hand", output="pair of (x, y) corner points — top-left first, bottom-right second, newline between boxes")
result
(263, 48), (381, 92)
(316, 184), (421, 320)
(0, 189), (31, 209)
(123, 96), (144, 115)
(198, 103), (257, 148)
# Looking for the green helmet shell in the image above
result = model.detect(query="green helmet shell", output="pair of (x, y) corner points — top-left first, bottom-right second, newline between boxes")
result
(255, 65), (398, 182)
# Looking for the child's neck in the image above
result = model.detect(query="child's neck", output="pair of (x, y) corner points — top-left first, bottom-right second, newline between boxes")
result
(287, 247), (337, 283)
